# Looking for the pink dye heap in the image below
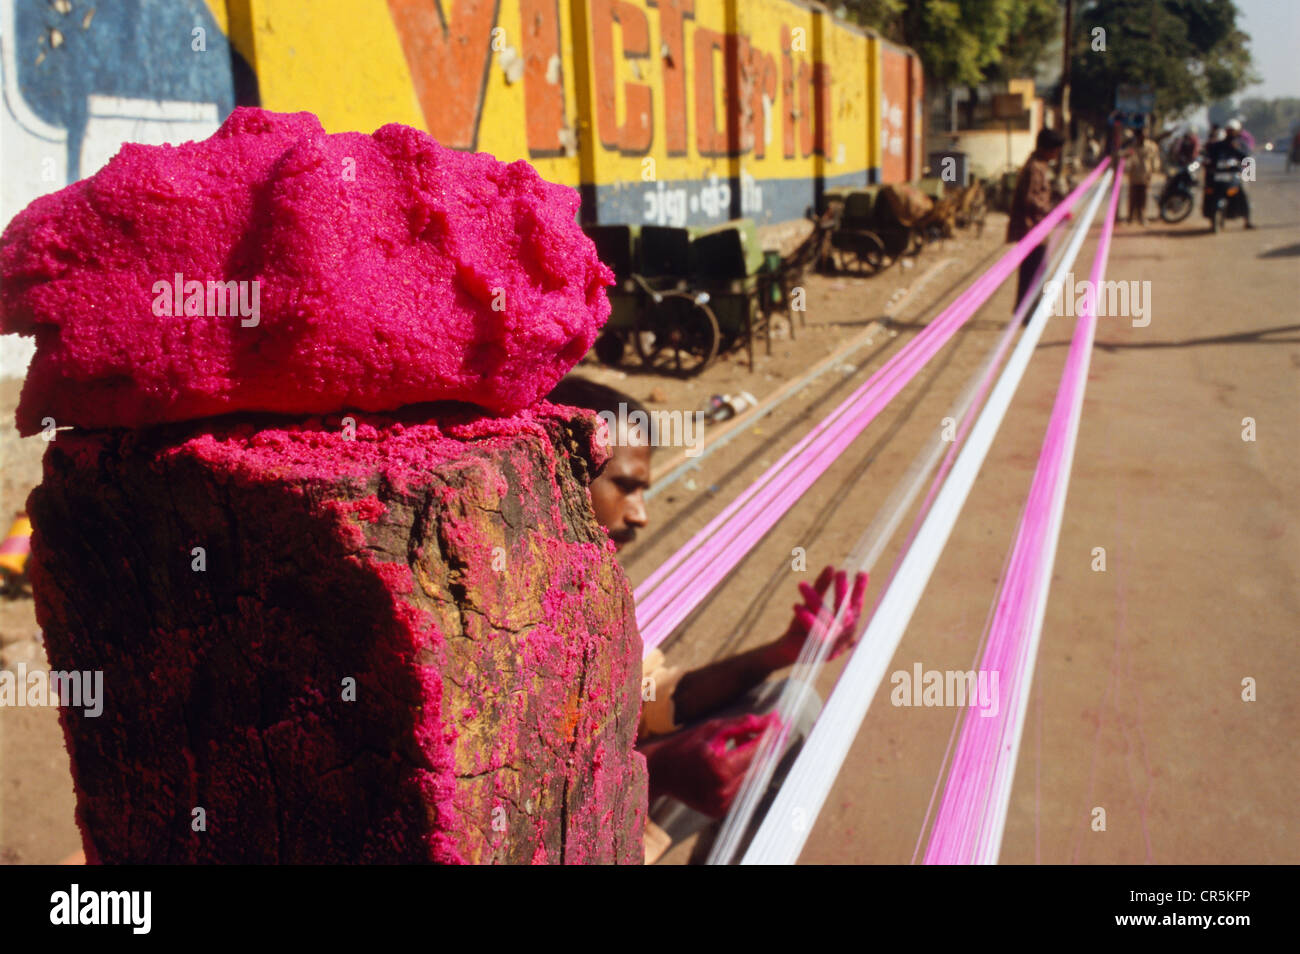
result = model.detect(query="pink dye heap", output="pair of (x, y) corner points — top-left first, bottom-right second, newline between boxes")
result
(0, 108), (612, 435)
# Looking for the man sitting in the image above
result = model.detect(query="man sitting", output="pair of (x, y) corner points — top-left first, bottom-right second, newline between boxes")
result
(548, 375), (866, 862)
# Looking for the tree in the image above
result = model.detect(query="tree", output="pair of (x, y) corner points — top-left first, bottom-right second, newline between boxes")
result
(839, 0), (1060, 88)
(1069, 0), (1257, 129)
(994, 0), (1063, 84)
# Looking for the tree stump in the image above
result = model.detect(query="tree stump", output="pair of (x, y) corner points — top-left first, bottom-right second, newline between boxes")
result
(27, 404), (646, 863)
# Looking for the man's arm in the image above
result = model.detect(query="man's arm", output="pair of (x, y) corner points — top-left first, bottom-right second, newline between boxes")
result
(670, 642), (787, 726)
(660, 567), (868, 726)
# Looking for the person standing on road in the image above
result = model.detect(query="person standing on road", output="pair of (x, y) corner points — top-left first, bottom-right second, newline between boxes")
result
(1106, 111), (1125, 159)
(1124, 128), (1162, 225)
(1008, 127), (1065, 322)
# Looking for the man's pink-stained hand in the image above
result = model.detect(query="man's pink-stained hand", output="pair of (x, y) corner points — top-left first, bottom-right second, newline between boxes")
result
(643, 711), (782, 819)
(771, 565), (869, 668)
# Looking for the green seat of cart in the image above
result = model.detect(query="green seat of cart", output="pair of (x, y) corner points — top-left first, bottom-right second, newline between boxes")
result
(640, 225), (693, 278)
(581, 224), (640, 283)
(817, 186), (854, 216)
(916, 177), (946, 200)
(690, 218), (764, 280)
(840, 187), (881, 228)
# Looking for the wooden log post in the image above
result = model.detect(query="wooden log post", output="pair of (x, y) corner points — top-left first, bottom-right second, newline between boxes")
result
(28, 404), (647, 863)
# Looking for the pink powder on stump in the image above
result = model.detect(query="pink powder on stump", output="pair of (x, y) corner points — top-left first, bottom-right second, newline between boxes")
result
(31, 404), (645, 863)
(0, 108), (613, 435)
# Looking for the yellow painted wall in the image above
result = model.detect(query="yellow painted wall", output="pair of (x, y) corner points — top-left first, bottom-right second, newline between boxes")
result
(214, 0), (921, 221)
(820, 13), (870, 180)
(235, 1), (426, 134)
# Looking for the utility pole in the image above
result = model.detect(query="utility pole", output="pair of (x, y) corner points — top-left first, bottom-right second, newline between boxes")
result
(1058, 0), (1073, 177)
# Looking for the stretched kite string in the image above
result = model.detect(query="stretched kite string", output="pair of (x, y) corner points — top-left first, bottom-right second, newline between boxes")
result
(633, 255), (1006, 605)
(923, 163), (1123, 865)
(635, 162), (1111, 653)
(733, 197), (1093, 867)
(708, 221), (1069, 866)
(632, 162), (1110, 616)
(739, 166), (1115, 865)
(878, 222), (1070, 615)
(936, 175), (1120, 863)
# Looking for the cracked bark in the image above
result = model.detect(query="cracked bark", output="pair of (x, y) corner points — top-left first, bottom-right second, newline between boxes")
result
(28, 405), (647, 864)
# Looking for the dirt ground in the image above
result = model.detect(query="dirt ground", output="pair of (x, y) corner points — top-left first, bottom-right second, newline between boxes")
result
(2, 157), (1296, 864)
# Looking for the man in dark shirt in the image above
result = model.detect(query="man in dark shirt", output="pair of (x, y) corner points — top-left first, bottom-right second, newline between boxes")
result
(1008, 127), (1065, 322)
(1206, 119), (1254, 229)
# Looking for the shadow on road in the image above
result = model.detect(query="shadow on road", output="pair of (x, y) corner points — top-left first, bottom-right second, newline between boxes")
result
(1259, 242), (1300, 259)
(1109, 227), (1208, 239)
(1039, 322), (1300, 351)
(1110, 221), (1299, 239)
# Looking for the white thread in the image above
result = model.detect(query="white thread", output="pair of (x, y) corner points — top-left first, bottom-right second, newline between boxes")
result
(740, 170), (1115, 865)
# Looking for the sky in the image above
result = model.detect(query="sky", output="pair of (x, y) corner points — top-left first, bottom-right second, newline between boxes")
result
(1235, 0), (1300, 100)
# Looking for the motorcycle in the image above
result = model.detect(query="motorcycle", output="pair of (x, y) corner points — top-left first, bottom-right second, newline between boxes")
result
(1158, 160), (1199, 223)
(1202, 155), (1248, 233)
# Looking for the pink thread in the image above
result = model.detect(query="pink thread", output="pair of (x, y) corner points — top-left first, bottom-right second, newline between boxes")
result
(636, 162), (1112, 651)
(924, 165), (1123, 864)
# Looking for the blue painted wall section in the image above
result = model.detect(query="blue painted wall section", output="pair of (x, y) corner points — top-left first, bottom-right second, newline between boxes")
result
(14, 0), (240, 178)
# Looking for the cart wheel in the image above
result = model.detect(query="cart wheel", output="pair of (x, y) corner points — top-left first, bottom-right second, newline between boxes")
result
(593, 330), (626, 366)
(634, 291), (720, 377)
(835, 232), (887, 275)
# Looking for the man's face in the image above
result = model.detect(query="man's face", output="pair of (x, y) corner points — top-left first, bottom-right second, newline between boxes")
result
(589, 440), (651, 550)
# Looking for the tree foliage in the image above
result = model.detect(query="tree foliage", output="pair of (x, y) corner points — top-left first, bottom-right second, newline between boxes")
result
(1070, 0), (1256, 125)
(839, 0), (1256, 128)
(838, 0), (1060, 87)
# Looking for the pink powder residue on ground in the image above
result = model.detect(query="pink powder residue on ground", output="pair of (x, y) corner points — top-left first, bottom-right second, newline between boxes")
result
(0, 107), (613, 435)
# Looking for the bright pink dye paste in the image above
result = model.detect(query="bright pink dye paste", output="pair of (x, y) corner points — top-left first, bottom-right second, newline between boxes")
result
(0, 108), (612, 435)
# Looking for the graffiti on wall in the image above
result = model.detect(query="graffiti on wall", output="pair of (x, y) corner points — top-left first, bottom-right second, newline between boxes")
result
(240, 0), (913, 225)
